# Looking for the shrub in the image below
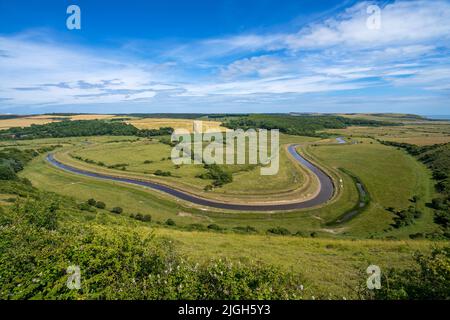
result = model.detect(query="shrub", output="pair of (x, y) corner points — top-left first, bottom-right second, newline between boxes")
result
(267, 227), (291, 235)
(95, 201), (106, 209)
(78, 202), (96, 212)
(111, 207), (123, 214)
(0, 164), (16, 180)
(207, 224), (222, 231)
(154, 170), (172, 176)
(87, 198), (97, 206)
(12, 198), (59, 230)
(370, 247), (450, 300)
(165, 218), (176, 226)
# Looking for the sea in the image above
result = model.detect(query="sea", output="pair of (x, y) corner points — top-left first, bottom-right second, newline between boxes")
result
(425, 115), (450, 120)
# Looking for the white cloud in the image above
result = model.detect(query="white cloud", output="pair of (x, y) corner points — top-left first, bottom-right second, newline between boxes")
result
(1, 0), (450, 112)
(0, 33), (166, 106)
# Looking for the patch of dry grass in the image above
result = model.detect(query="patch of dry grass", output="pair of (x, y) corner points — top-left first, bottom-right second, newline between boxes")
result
(127, 118), (229, 132)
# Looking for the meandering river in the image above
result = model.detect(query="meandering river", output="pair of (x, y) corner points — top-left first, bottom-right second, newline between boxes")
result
(46, 144), (335, 211)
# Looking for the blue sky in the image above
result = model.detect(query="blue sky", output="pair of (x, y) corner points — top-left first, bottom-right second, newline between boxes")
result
(0, 0), (449, 115)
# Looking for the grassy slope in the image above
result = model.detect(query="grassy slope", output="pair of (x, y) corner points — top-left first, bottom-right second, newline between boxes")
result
(307, 139), (438, 237)
(56, 206), (436, 298)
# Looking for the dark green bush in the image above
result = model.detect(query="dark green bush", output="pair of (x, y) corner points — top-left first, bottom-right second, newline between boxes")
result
(95, 201), (106, 209)
(267, 227), (291, 235)
(78, 202), (96, 212)
(111, 207), (123, 214)
(0, 164), (16, 180)
(165, 218), (176, 226)
(207, 224), (222, 231)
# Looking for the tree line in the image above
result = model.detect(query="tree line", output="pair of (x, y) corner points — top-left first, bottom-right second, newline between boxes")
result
(222, 114), (400, 137)
(0, 120), (174, 140)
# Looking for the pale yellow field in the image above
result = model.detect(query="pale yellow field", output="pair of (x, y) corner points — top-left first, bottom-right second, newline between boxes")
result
(0, 114), (132, 130)
(68, 114), (118, 121)
(126, 118), (229, 132)
(0, 117), (59, 130)
(323, 124), (450, 146)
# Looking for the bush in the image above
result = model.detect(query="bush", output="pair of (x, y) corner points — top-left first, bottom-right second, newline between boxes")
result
(207, 224), (222, 231)
(165, 218), (176, 226)
(78, 202), (96, 212)
(154, 170), (172, 177)
(111, 207), (123, 214)
(11, 198), (59, 230)
(267, 227), (291, 235)
(87, 198), (97, 206)
(95, 201), (106, 209)
(0, 164), (16, 180)
(371, 247), (450, 300)
(133, 213), (151, 222)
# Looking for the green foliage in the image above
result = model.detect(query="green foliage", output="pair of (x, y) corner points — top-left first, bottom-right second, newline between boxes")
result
(371, 247), (450, 300)
(0, 197), (306, 299)
(78, 202), (96, 212)
(390, 206), (423, 229)
(95, 201), (106, 209)
(0, 120), (139, 140)
(4, 198), (59, 231)
(111, 207), (123, 214)
(197, 164), (232, 187)
(154, 169), (172, 177)
(132, 213), (151, 222)
(267, 227), (291, 235)
(0, 148), (42, 180)
(207, 224), (223, 231)
(165, 218), (176, 226)
(380, 141), (450, 237)
(138, 127), (174, 138)
(223, 114), (399, 137)
(0, 164), (16, 180)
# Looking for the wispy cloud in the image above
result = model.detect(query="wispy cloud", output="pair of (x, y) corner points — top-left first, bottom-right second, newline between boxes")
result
(1, 0), (450, 113)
